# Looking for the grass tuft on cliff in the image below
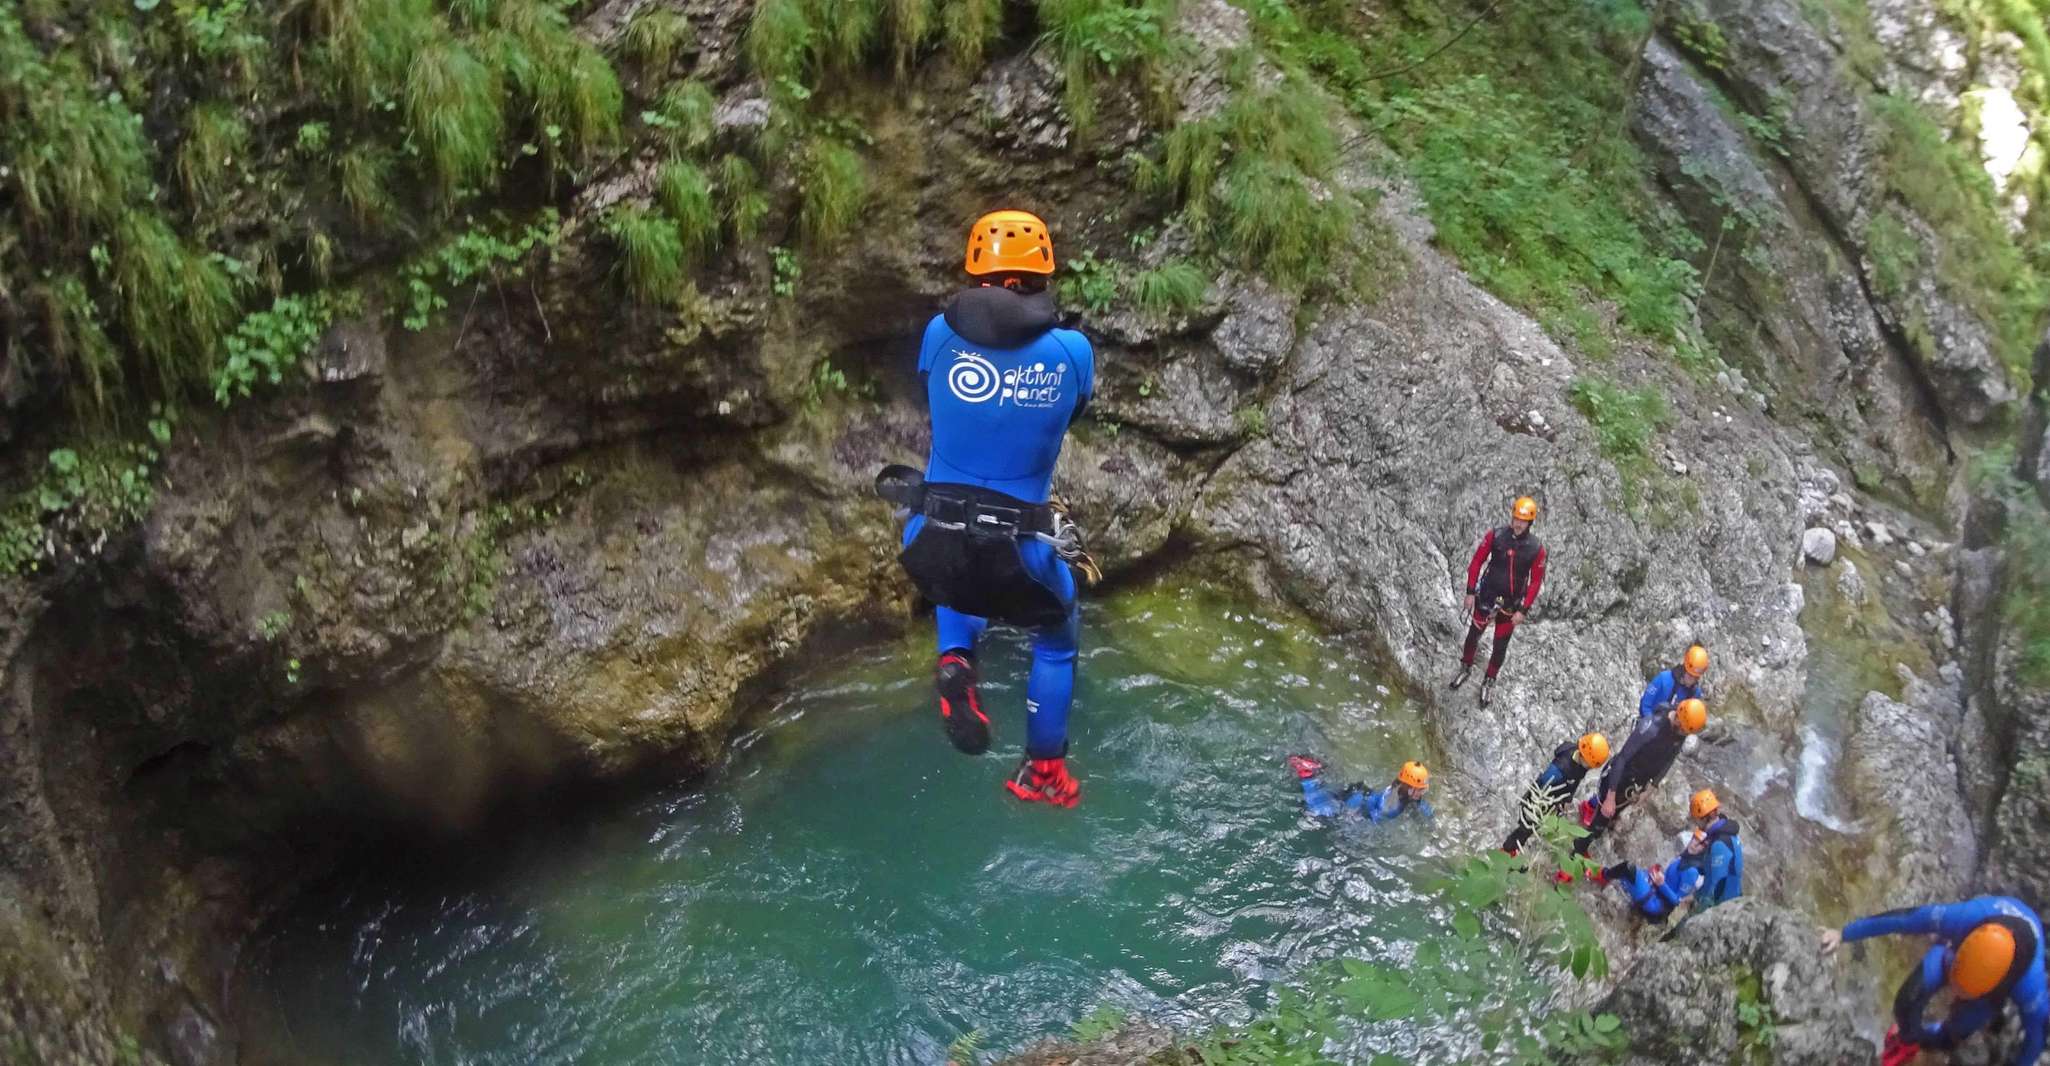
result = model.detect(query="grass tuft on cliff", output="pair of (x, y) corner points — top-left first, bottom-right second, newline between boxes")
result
(656, 159), (721, 266)
(604, 205), (687, 304)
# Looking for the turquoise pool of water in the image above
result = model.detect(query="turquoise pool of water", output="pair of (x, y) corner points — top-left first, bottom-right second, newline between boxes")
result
(241, 585), (1464, 1064)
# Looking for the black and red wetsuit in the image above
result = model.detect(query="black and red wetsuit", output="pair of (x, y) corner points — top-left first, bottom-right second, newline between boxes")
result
(1461, 525), (1547, 680)
(1573, 712), (1688, 856)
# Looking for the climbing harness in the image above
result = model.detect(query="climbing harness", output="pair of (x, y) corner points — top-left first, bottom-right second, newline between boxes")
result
(876, 464), (1101, 628)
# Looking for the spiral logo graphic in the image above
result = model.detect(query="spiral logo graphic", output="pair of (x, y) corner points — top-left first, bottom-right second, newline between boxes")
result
(946, 352), (1001, 404)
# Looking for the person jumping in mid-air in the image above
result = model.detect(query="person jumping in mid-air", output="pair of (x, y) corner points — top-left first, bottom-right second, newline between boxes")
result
(1639, 644), (1709, 718)
(1501, 732), (1608, 858)
(884, 209), (1096, 807)
(1822, 895), (2045, 1066)
(1448, 497), (1547, 708)
(1287, 756), (1433, 822)
(1574, 697), (1707, 857)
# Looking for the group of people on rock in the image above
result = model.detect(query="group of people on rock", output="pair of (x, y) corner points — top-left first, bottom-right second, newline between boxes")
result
(1290, 496), (2045, 1063)
(880, 209), (2044, 1063)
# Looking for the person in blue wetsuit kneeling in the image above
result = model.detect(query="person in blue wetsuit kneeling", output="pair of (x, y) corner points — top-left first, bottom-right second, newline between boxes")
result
(1287, 756), (1432, 822)
(886, 209), (1096, 808)
(1597, 828), (1708, 923)
(1822, 895), (2046, 1066)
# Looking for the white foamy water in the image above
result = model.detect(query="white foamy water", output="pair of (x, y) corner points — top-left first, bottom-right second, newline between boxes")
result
(1794, 723), (1857, 832)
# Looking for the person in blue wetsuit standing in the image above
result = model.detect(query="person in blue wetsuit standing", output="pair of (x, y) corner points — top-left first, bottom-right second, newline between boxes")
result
(1287, 756), (1432, 822)
(1639, 644), (1709, 718)
(885, 209), (1095, 807)
(1822, 896), (2046, 1066)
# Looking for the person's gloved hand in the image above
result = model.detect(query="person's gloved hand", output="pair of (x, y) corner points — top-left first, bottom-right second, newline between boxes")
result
(1600, 793), (1617, 818)
(1463, 593), (1476, 615)
(1818, 928), (1842, 954)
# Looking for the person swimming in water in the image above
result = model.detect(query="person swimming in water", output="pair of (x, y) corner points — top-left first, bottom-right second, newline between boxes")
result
(1288, 756), (1433, 822)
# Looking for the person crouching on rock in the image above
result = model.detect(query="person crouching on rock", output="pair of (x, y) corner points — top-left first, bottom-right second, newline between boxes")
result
(893, 210), (1096, 808)
(1594, 828), (1707, 923)
(1821, 895), (2045, 1066)
(1501, 732), (1609, 858)
(1448, 496), (1547, 708)
(1639, 644), (1709, 718)
(1682, 788), (1742, 911)
(1573, 698), (1707, 857)
(1287, 756), (1433, 822)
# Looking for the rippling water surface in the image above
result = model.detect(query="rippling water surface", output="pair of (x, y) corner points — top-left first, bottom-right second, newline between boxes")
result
(244, 584), (1459, 1064)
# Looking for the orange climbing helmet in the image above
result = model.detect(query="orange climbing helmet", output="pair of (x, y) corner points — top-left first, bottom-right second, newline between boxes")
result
(1684, 644), (1711, 677)
(1578, 732), (1610, 767)
(1675, 698), (1708, 734)
(1952, 923), (2018, 999)
(1512, 496), (1539, 522)
(1397, 761), (1430, 791)
(1690, 788), (1720, 820)
(965, 209), (1055, 276)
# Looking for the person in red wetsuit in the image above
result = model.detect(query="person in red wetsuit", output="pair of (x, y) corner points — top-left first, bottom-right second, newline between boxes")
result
(1448, 496), (1547, 707)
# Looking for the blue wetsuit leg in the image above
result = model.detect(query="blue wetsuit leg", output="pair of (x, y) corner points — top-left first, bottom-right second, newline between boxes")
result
(1021, 537), (1078, 760)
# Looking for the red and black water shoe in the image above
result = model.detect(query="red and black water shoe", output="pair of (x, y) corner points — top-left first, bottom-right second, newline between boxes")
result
(935, 652), (991, 755)
(1005, 757), (1080, 808)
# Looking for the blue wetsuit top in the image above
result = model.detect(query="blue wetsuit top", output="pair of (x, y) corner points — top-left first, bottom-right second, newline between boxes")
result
(1638, 667), (1702, 718)
(1361, 784), (1433, 823)
(1623, 846), (1704, 920)
(918, 287), (1094, 503)
(1842, 895), (2047, 1065)
(1693, 817), (1742, 910)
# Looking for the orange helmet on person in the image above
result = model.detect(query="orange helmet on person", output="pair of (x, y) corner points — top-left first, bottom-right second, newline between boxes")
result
(1512, 496), (1539, 522)
(1684, 644), (1711, 677)
(1674, 698), (1708, 734)
(1397, 761), (1430, 791)
(965, 210), (1055, 276)
(1578, 732), (1610, 767)
(1690, 788), (1720, 820)
(1952, 923), (2019, 999)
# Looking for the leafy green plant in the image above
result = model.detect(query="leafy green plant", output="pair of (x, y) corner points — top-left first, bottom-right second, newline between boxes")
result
(0, 431), (172, 575)
(944, 1027), (985, 1065)
(398, 210), (559, 329)
(1058, 250), (1121, 315)
(771, 245), (802, 297)
(605, 204), (686, 303)
(257, 610), (292, 641)
(942, 0), (1003, 68)
(211, 294), (340, 405)
(1132, 259), (1210, 317)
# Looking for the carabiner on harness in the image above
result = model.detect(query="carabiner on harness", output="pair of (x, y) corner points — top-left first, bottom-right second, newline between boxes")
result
(1034, 496), (1102, 586)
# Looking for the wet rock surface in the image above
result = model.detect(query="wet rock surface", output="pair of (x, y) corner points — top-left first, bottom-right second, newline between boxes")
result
(1600, 900), (1877, 1065)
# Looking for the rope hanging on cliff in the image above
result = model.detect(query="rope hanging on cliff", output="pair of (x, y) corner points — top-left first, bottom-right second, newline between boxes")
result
(1355, 0), (1508, 83)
